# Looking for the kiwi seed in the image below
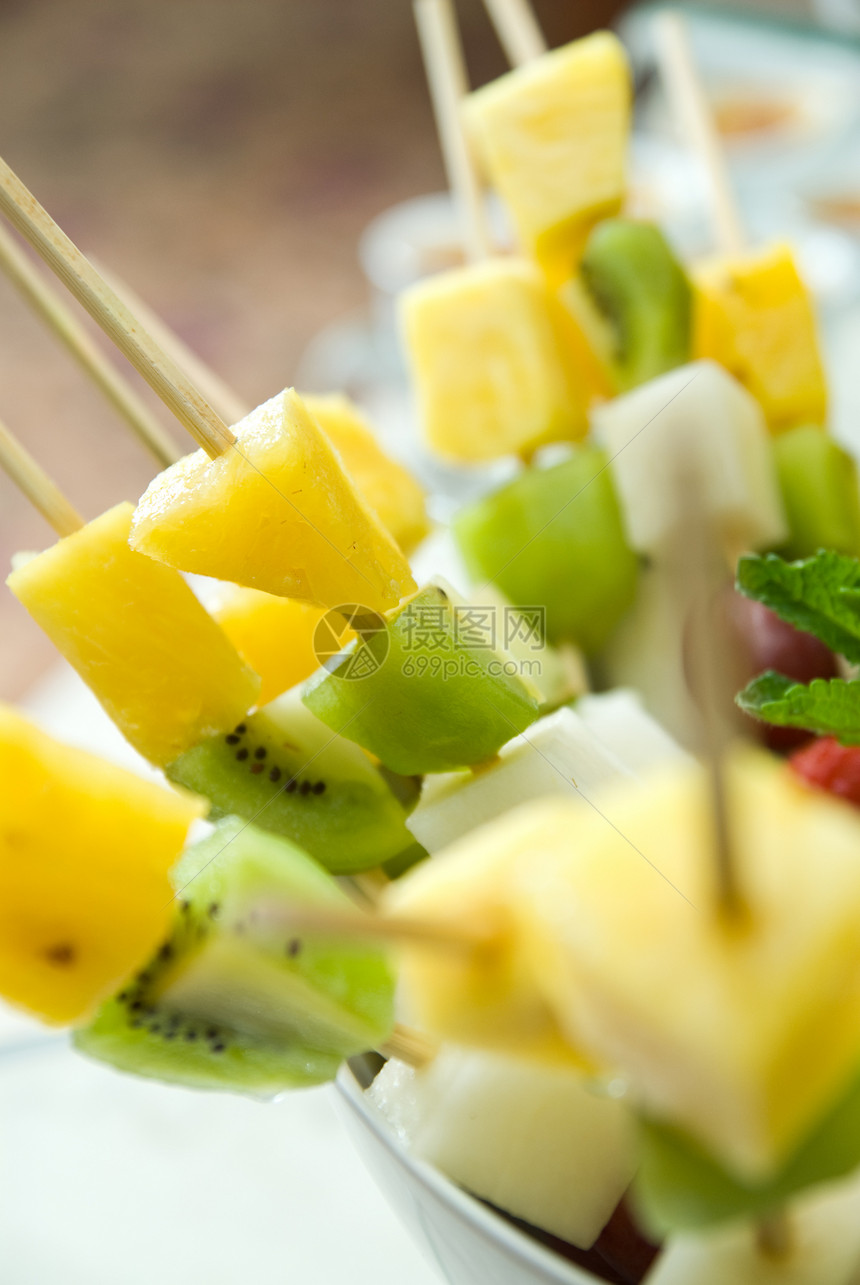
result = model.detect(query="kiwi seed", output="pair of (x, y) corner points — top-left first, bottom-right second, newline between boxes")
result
(236, 748), (249, 762)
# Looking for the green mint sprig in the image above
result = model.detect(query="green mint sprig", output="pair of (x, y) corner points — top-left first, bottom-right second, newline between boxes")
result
(736, 551), (860, 664)
(735, 551), (860, 743)
(737, 672), (860, 744)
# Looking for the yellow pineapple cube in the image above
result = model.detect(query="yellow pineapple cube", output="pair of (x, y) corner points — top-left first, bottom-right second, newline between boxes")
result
(693, 243), (827, 432)
(389, 752), (860, 1181)
(130, 389), (416, 613)
(401, 258), (588, 461)
(516, 753), (860, 1180)
(212, 587), (329, 706)
(0, 705), (205, 1024)
(303, 393), (429, 554)
(7, 503), (260, 767)
(385, 806), (589, 1068)
(464, 32), (631, 284)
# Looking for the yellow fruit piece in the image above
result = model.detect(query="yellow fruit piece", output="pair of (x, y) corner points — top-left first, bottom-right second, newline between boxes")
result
(389, 752), (860, 1181)
(303, 393), (429, 554)
(515, 752), (860, 1181)
(464, 32), (631, 284)
(402, 258), (588, 462)
(693, 243), (827, 432)
(212, 587), (329, 706)
(7, 503), (260, 767)
(130, 389), (416, 613)
(384, 806), (589, 1069)
(0, 705), (205, 1024)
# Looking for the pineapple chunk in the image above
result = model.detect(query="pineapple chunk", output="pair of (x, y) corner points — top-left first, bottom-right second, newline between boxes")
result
(389, 753), (860, 1181)
(516, 753), (860, 1180)
(0, 705), (205, 1023)
(7, 503), (259, 767)
(693, 244), (827, 432)
(464, 32), (631, 283)
(401, 258), (587, 461)
(385, 805), (591, 1068)
(211, 587), (328, 706)
(303, 393), (429, 554)
(130, 389), (416, 613)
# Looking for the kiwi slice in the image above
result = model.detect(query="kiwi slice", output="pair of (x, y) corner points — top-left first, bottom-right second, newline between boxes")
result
(74, 819), (395, 1094)
(453, 449), (639, 655)
(571, 217), (692, 393)
(302, 583), (541, 775)
(166, 688), (417, 874)
(773, 424), (860, 559)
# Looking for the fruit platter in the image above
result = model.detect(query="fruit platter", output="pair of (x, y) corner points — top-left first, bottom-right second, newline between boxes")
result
(4, 1), (860, 1281)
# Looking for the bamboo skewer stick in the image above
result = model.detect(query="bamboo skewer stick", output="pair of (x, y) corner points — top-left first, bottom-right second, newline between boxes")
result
(91, 257), (251, 428)
(380, 1024), (439, 1069)
(414, 0), (493, 263)
(0, 224), (180, 468)
(0, 417), (84, 537)
(260, 901), (495, 955)
(653, 10), (745, 257)
(481, 0), (547, 66)
(0, 156), (235, 459)
(666, 455), (746, 921)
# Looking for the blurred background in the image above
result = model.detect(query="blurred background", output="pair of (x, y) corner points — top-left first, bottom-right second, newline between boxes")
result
(1, 0), (857, 701)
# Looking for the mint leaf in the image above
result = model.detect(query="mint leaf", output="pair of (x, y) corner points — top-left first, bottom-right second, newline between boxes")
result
(737, 671), (860, 744)
(634, 1064), (860, 1234)
(736, 551), (860, 663)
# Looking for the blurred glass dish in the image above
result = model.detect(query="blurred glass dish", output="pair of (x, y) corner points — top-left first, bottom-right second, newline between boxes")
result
(336, 1060), (604, 1285)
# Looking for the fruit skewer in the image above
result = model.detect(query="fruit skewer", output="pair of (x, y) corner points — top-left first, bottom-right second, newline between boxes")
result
(653, 13), (827, 433)
(403, 0), (589, 462)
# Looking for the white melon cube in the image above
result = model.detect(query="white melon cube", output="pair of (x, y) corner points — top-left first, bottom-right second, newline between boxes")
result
(407, 706), (632, 853)
(575, 689), (691, 776)
(592, 360), (786, 556)
(369, 1046), (636, 1249)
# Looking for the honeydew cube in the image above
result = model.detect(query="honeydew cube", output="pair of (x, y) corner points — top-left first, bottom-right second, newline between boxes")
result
(575, 689), (692, 776)
(130, 389), (416, 614)
(773, 424), (860, 559)
(0, 705), (205, 1024)
(593, 360), (786, 556)
(211, 588), (326, 707)
(598, 565), (700, 748)
(407, 706), (633, 854)
(517, 752), (860, 1180)
(7, 503), (260, 767)
(693, 244), (827, 433)
(303, 393), (429, 554)
(647, 1170), (860, 1285)
(401, 258), (587, 462)
(369, 1046), (636, 1249)
(464, 32), (631, 283)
